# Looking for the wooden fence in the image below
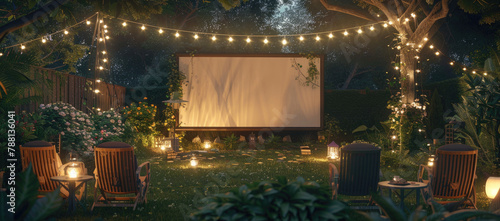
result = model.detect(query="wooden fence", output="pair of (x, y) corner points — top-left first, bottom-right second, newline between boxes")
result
(16, 68), (126, 113)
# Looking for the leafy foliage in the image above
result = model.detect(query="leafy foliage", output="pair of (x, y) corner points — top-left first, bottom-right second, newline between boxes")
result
(121, 101), (158, 135)
(222, 134), (239, 150)
(92, 109), (129, 145)
(191, 176), (359, 220)
(265, 133), (282, 149)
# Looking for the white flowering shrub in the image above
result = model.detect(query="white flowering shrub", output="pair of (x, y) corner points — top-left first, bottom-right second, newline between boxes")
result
(91, 109), (127, 145)
(38, 102), (96, 152)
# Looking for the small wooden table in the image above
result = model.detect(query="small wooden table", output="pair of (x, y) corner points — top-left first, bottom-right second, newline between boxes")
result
(51, 175), (94, 213)
(378, 181), (428, 211)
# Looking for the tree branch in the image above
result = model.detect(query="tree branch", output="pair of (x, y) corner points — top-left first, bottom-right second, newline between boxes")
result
(401, 0), (420, 19)
(320, 0), (376, 22)
(412, 0), (450, 43)
(0, 0), (70, 43)
(394, 0), (405, 16)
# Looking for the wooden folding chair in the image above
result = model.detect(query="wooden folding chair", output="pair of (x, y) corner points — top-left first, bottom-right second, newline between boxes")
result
(418, 144), (478, 210)
(19, 141), (87, 199)
(330, 143), (381, 210)
(92, 142), (150, 211)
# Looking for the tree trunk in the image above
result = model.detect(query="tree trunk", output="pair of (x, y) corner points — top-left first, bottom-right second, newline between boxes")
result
(400, 49), (417, 104)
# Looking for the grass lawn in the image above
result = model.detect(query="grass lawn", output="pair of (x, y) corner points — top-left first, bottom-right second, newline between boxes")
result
(56, 144), (493, 220)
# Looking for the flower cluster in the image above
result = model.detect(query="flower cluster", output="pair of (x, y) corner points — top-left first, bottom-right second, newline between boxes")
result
(92, 109), (126, 144)
(121, 101), (157, 134)
(38, 102), (95, 151)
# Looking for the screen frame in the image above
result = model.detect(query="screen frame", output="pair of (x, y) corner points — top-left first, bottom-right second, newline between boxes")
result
(175, 53), (324, 131)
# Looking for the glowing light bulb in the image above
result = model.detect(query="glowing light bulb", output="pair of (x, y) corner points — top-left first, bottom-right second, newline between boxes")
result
(395, 66), (399, 70)
(416, 69), (421, 73)
(103, 25), (107, 29)
(404, 18), (409, 22)
(94, 89), (100, 93)
(21, 45), (25, 50)
(211, 36), (217, 41)
(263, 38), (269, 44)
(96, 79), (101, 83)
(141, 25), (146, 30)
(418, 44), (422, 48)
(472, 71), (476, 74)
(103, 58), (107, 63)
(484, 72), (488, 76)
(463, 67), (467, 71)
(104, 29), (108, 33)
(194, 34), (199, 39)
(315, 36), (320, 41)
(105, 36), (109, 40)
(42, 38), (46, 43)
(99, 66), (103, 70)
(383, 23), (388, 28)
(415, 56), (420, 59)
(328, 33), (334, 38)
(99, 38), (103, 42)
(299, 36), (304, 41)
(423, 37), (428, 41)
(392, 135), (397, 140)
(396, 46), (401, 50)
(370, 26), (375, 31)
(0, 53), (3, 56)
(389, 21), (393, 25)
(246, 37), (251, 43)
(102, 51), (106, 54)
(228, 37), (233, 42)
(122, 22), (127, 27)
(64, 30), (69, 35)
(434, 51), (439, 55)
(343, 30), (348, 36)
(429, 45), (434, 49)
(99, 20), (103, 23)
(411, 13), (416, 18)
(450, 62), (454, 65)
(357, 28), (363, 34)
(86, 20), (91, 25)
(282, 39), (287, 45)
(96, 108), (101, 111)
(159, 29), (163, 34)
(175, 32), (180, 38)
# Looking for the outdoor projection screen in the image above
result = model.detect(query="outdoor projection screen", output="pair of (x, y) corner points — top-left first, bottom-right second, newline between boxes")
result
(178, 54), (323, 130)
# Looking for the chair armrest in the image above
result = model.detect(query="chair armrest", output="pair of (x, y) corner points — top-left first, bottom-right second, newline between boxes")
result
(418, 164), (433, 183)
(329, 163), (339, 184)
(136, 162), (151, 180)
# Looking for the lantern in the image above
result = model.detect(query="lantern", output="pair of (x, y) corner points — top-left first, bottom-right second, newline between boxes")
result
(486, 177), (500, 199)
(427, 155), (435, 167)
(166, 137), (179, 152)
(155, 136), (169, 151)
(190, 155), (198, 167)
(66, 157), (81, 178)
(203, 141), (211, 149)
(327, 141), (340, 160)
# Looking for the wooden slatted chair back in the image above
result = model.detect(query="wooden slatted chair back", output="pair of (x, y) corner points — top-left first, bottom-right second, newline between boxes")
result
(338, 143), (380, 196)
(95, 142), (138, 194)
(19, 141), (60, 193)
(432, 144), (477, 199)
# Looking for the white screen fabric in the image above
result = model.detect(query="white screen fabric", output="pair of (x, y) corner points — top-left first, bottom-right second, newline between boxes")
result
(178, 56), (321, 128)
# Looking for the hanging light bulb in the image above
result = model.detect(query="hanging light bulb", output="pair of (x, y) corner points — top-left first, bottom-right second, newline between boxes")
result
(357, 28), (363, 34)
(194, 34), (199, 39)
(328, 33), (334, 38)
(370, 26), (375, 31)
(99, 38), (103, 42)
(282, 39), (287, 45)
(404, 18), (410, 22)
(423, 37), (428, 41)
(435, 51), (440, 56)
(64, 30), (69, 35)
(103, 58), (107, 63)
(411, 13), (416, 18)
(483, 72), (488, 76)
(20, 45), (25, 50)
(343, 30), (348, 36)
(211, 35), (217, 41)
(416, 69), (421, 73)
(228, 36), (233, 42)
(315, 36), (320, 41)
(141, 25), (146, 30)
(395, 66), (399, 70)
(99, 66), (103, 70)
(415, 56), (420, 59)
(94, 89), (100, 94)
(42, 38), (46, 43)
(103, 25), (107, 29)
(245, 37), (251, 43)
(122, 22), (127, 27)
(383, 23), (388, 28)
(86, 20), (91, 25)
(105, 36), (109, 40)
(104, 29), (108, 33)
(0, 52), (3, 56)
(99, 20), (103, 23)
(102, 51), (106, 54)
(429, 45), (434, 49)
(96, 79), (101, 83)
(159, 29), (163, 34)
(388, 21), (393, 25)
(299, 36), (304, 41)
(175, 32), (180, 38)
(463, 67), (467, 71)
(472, 71), (476, 74)
(263, 38), (269, 44)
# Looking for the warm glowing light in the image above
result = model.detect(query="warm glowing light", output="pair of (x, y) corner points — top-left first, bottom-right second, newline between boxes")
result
(370, 26), (375, 31)
(21, 45), (25, 50)
(282, 39), (287, 45)
(103, 58), (107, 63)
(389, 21), (393, 25)
(383, 23), (388, 28)
(472, 71), (476, 74)
(450, 62), (454, 65)
(104, 29), (108, 33)
(42, 38), (46, 43)
(435, 52), (440, 56)
(103, 25), (107, 29)
(411, 13), (416, 18)
(245, 37), (251, 43)
(486, 177), (500, 199)
(68, 165), (79, 178)
(423, 37), (428, 41)
(194, 34), (199, 39)
(159, 29), (163, 34)
(357, 28), (363, 34)
(416, 69), (421, 73)
(228, 36), (233, 42)
(343, 30), (348, 36)
(99, 38), (103, 42)
(86, 20), (91, 25)
(96, 79), (101, 83)
(315, 36), (320, 41)
(404, 18), (410, 22)
(299, 36), (304, 41)
(105, 36), (109, 40)
(328, 33), (334, 38)
(392, 135), (397, 140)
(99, 66), (104, 70)
(211, 35), (217, 41)
(429, 45), (434, 49)
(94, 89), (100, 94)
(263, 38), (269, 44)
(415, 56), (420, 59)
(175, 32), (180, 38)
(99, 20), (103, 23)
(160, 146), (166, 151)
(122, 22), (127, 27)
(204, 142), (211, 149)
(96, 108), (101, 111)
(190, 157), (198, 167)
(396, 46), (401, 50)
(102, 51), (106, 54)
(64, 30), (69, 35)
(484, 72), (488, 76)
(141, 25), (146, 30)
(395, 66), (399, 70)
(0, 53), (3, 56)
(418, 44), (422, 48)
(463, 67), (467, 71)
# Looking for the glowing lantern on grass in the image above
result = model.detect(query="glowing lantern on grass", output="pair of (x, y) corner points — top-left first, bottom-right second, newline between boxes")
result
(155, 136), (168, 151)
(204, 141), (211, 149)
(190, 156), (198, 167)
(486, 177), (500, 199)
(327, 141), (340, 160)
